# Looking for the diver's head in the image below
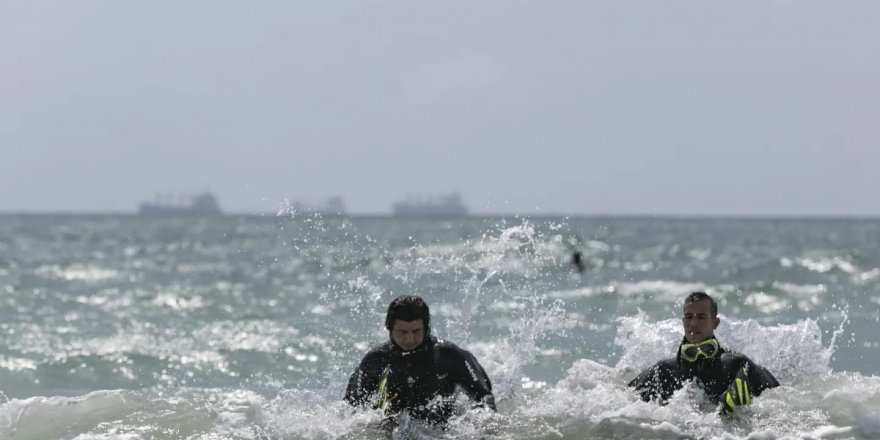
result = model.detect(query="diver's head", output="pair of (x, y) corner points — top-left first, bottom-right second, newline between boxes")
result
(385, 295), (430, 351)
(682, 291), (720, 343)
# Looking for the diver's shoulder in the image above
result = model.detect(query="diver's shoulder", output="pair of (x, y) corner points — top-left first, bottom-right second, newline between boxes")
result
(364, 341), (395, 358)
(432, 337), (458, 350)
(629, 356), (680, 390)
(645, 357), (679, 372)
(657, 357), (679, 368)
(719, 350), (756, 367)
(719, 348), (748, 360)
(635, 357), (678, 377)
(432, 337), (471, 356)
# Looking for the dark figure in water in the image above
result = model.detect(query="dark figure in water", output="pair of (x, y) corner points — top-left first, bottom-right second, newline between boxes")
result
(629, 292), (779, 415)
(571, 250), (586, 273)
(344, 295), (496, 427)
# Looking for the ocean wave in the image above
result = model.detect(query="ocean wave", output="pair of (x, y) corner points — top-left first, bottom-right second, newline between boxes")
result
(1, 316), (875, 440)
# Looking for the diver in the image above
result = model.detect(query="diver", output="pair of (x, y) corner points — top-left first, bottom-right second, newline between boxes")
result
(344, 295), (496, 427)
(628, 292), (779, 415)
(571, 250), (586, 273)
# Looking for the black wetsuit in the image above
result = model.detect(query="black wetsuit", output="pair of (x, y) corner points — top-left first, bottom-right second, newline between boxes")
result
(344, 335), (496, 424)
(629, 338), (779, 405)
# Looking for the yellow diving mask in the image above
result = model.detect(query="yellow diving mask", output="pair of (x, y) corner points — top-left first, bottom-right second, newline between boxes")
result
(680, 338), (720, 362)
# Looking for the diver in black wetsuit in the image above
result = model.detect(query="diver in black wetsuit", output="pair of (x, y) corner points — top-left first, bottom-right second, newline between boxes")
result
(344, 295), (496, 426)
(571, 250), (586, 273)
(629, 292), (779, 415)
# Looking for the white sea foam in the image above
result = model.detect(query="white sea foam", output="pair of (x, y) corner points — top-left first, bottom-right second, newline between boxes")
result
(0, 390), (136, 439)
(0, 357), (37, 371)
(783, 256), (859, 274)
(549, 281), (737, 302)
(152, 292), (205, 310)
(548, 286), (599, 299)
(744, 292), (789, 314)
(262, 389), (381, 439)
(771, 282), (826, 310)
(35, 264), (121, 282)
(384, 221), (569, 279)
(773, 282), (828, 297)
(855, 268), (880, 284)
(614, 281), (729, 300)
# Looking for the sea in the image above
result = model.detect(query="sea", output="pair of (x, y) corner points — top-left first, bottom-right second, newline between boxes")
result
(1, 214), (879, 440)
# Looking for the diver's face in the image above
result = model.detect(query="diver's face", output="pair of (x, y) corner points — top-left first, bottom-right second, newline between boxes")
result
(391, 319), (425, 351)
(682, 299), (720, 343)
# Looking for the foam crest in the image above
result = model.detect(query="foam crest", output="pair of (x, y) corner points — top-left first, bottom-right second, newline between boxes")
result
(549, 282), (738, 303)
(743, 292), (789, 314)
(521, 359), (623, 419)
(503, 357), (880, 440)
(34, 264), (121, 282)
(718, 318), (832, 381)
(262, 389), (381, 439)
(781, 256), (859, 274)
(505, 360), (722, 439)
(613, 280), (713, 299)
(0, 390), (136, 439)
(0, 357), (37, 372)
(614, 312), (683, 373)
(383, 220), (569, 282)
(0, 388), (283, 439)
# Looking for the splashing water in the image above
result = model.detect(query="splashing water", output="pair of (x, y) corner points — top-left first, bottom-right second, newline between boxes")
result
(2, 215), (880, 439)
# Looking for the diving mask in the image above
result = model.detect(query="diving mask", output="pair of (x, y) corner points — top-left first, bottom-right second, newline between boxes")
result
(679, 338), (719, 362)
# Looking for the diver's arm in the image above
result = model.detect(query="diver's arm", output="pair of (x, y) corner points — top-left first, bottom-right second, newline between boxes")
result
(344, 350), (386, 407)
(745, 360), (779, 397)
(628, 365), (660, 402)
(451, 348), (496, 410)
(629, 359), (678, 403)
(718, 358), (779, 415)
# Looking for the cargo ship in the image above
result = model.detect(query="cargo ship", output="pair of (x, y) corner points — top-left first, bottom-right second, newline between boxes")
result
(138, 192), (223, 216)
(391, 192), (468, 217)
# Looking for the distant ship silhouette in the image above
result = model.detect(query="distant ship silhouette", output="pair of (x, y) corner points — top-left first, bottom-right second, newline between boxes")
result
(392, 192), (468, 217)
(138, 192), (223, 216)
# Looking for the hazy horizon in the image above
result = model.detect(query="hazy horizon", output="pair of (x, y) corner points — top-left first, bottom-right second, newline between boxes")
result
(3, 1), (879, 217)
(4, 198), (880, 219)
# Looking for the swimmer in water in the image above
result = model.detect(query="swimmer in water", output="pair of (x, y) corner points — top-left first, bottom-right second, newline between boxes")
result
(344, 295), (496, 427)
(628, 292), (779, 415)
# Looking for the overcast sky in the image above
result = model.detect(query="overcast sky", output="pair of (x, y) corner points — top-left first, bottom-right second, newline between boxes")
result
(2, 1), (878, 216)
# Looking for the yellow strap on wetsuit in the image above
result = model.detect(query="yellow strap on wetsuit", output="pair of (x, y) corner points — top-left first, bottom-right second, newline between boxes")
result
(374, 365), (396, 412)
(720, 367), (752, 416)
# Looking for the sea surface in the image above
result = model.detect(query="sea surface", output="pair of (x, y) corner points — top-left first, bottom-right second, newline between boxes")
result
(1, 214), (879, 439)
